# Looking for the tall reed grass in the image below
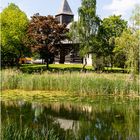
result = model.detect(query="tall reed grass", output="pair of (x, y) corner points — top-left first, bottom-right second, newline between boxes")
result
(2, 123), (59, 140)
(1, 69), (138, 95)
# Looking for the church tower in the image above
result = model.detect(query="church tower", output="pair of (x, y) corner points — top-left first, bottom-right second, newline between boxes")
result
(55, 0), (74, 25)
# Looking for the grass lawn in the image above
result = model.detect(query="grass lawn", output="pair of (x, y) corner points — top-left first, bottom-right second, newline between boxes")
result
(20, 64), (126, 73)
(21, 64), (92, 69)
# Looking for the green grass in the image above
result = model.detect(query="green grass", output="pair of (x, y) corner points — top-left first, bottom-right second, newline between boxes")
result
(21, 64), (91, 68)
(20, 64), (127, 73)
(20, 64), (92, 73)
(2, 69), (138, 95)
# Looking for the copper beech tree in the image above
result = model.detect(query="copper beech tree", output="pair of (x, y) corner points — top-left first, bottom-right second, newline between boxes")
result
(28, 15), (68, 69)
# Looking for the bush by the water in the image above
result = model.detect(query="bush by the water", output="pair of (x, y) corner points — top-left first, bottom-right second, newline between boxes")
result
(2, 69), (138, 95)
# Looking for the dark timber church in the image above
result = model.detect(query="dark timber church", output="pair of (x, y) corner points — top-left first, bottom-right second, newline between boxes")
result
(54, 0), (92, 65)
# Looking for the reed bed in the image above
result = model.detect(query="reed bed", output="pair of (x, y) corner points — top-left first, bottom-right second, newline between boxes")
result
(1, 69), (139, 95)
(2, 123), (59, 140)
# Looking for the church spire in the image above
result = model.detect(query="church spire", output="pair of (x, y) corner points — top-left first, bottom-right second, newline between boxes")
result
(57, 0), (73, 15)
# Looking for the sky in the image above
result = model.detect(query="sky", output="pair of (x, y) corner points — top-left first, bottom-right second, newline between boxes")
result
(1, 0), (140, 23)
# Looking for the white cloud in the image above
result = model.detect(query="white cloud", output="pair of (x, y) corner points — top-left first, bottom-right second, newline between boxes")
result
(103, 0), (140, 15)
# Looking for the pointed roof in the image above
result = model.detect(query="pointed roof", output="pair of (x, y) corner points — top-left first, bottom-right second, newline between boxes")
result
(56, 0), (74, 16)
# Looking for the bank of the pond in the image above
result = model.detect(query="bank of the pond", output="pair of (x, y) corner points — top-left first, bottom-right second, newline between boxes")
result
(2, 90), (139, 104)
(2, 69), (138, 95)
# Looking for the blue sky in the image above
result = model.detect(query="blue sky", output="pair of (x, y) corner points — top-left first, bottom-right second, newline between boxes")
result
(1, 0), (140, 22)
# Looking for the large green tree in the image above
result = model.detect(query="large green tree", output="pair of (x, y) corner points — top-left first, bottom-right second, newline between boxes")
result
(98, 15), (127, 67)
(77, 0), (100, 70)
(1, 3), (29, 67)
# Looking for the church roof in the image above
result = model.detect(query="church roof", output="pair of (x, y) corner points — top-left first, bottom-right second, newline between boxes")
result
(56, 0), (74, 16)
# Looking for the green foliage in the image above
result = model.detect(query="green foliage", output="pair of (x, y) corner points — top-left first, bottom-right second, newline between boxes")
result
(113, 52), (126, 68)
(77, 0), (100, 57)
(115, 29), (139, 76)
(68, 21), (79, 44)
(68, 0), (101, 70)
(130, 4), (140, 27)
(99, 15), (127, 39)
(0, 3), (29, 67)
(98, 15), (127, 67)
(115, 5), (140, 78)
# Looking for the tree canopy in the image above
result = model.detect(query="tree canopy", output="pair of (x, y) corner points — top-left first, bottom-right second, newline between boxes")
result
(78, 0), (100, 56)
(115, 30), (139, 75)
(69, 0), (101, 70)
(1, 3), (29, 66)
(130, 4), (140, 28)
(115, 5), (140, 78)
(27, 15), (68, 68)
(98, 15), (127, 67)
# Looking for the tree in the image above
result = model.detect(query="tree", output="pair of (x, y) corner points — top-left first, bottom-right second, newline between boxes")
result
(98, 15), (127, 68)
(115, 30), (139, 78)
(27, 15), (68, 69)
(115, 5), (140, 79)
(130, 4), (140, 28)
(77, 0), (100, 70)
(68, 21), (79, 44)
(0, 3), (29, 67)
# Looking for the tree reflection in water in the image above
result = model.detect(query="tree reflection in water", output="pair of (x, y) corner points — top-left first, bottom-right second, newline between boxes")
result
(1, 99), (139, 140)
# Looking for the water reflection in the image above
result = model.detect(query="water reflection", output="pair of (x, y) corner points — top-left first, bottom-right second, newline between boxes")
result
(1, 99), (139, 140)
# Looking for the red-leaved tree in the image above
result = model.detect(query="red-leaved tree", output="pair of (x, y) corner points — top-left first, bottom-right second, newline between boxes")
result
(28, 15), (68, 69)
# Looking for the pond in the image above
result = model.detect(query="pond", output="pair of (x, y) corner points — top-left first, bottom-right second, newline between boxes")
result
(1, 98), (139, 140)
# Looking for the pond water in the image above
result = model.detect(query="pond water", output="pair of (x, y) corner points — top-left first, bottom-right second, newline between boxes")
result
(1, 98), (139, 140)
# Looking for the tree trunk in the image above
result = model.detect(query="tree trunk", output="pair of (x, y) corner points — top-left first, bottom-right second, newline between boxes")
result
(16, 55), (21, 69)
(59, 47), (65, 64)
(46, 57), (49, 70)
(46, 62), (49, 69)
(110, 55), (114, 70)
(45, 48), (49, 70)
(82, 58), (87, 72)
